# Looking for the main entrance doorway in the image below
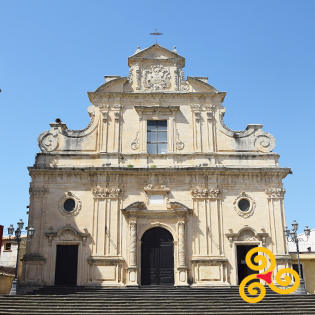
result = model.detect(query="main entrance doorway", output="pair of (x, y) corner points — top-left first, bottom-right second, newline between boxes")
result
(237, 245), (259, 284)
(141, 227), (174, 285)
(55, 245), (78, 286)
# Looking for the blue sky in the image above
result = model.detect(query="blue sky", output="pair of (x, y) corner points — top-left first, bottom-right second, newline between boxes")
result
(1, 1), (314, 235)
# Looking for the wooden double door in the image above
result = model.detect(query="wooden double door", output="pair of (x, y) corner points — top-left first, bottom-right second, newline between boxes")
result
(141, 227), (174, 285)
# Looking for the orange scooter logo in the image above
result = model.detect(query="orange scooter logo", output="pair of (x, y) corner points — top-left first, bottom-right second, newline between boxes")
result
(239, 247), (300, 303)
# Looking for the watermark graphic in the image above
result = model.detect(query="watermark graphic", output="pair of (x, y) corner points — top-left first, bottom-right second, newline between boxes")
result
(239, 247), (300, 303)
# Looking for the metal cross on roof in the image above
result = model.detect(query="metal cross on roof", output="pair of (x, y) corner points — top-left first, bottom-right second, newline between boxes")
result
(150, 29), (163, 44)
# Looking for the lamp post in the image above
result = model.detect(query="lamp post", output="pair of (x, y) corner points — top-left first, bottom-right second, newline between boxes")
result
(7, 220), (35, 295)
(284, 220), (310, 294)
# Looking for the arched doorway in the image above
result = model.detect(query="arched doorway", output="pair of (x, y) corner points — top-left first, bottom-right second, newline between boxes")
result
(141, 227), (174, 285)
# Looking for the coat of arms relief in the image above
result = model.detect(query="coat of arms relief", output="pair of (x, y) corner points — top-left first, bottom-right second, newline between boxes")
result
(143, 65), (171, 91)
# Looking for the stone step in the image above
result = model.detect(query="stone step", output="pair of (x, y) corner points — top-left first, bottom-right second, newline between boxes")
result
(1, 286), (314, 315)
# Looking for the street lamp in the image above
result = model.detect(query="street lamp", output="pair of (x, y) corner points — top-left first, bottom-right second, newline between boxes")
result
(7, 220), (35, 295)
(284, 220), (310, 294)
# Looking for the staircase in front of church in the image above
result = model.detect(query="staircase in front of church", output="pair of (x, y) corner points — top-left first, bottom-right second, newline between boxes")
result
(1, 286), (315, 315)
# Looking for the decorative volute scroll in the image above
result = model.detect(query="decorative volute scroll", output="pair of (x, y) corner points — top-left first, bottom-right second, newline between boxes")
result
(130, 130), (139, 150)
(91, 186), (123, 199)
(265, 188), (286, 199)
(176, 129), (184, 150)
(37, 105), (98, 153)
(190, 187), (220, 199)
(217, 107), (276, 153)
(225, 227), (269, 247)
(45, 225), (90, 246)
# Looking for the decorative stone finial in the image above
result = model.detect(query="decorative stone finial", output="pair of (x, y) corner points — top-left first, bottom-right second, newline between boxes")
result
(136, 46), (140, 53)
(173, 46), (177, 53)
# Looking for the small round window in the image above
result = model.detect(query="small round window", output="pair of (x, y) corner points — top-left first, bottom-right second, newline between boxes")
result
(64, 199), (76, 212)
(238, 199), (250, 212)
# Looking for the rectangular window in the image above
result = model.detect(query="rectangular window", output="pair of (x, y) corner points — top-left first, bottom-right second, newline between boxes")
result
(147, 120), (167, 154)
(5, 242), (11, 251)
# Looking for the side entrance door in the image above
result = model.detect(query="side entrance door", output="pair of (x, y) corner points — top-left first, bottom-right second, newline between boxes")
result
(141, 227), (174, 285)
(55, 245), (78, 286)
(237, 244), (259, 284)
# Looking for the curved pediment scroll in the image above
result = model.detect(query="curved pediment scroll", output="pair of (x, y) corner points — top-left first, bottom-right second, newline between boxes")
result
(37, 105), (99, 153)
(216, 107), (276, 153)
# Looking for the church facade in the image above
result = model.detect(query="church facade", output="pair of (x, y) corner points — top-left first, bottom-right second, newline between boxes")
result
(22, 44), (291, 288)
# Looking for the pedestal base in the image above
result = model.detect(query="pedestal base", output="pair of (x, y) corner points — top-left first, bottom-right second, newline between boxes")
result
(296, 279), (307, 294)
(126, 267), (139, 287)
(9, 278), (19, 295)
(177, 267), (189, 286)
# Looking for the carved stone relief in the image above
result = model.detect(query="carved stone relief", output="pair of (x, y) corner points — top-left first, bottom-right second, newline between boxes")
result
(239, 229), (256, 241)
(191, 188), (220, 199)
(100, 104), (110, 122)
(131, 131), (139, 150)
(29, 184), (49, 196)
(176, 129), (184, 150)
(91, 187), (123, 198)
(179, 68), (189, 91)
(143, 65), (171, 91)
(59, 230), (78, 241)
(265, 188), (286, 198)
(128, 67), (133, 85)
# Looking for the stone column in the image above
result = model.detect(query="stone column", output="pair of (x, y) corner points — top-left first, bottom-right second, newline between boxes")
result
(129, 221), (137, 266)
(178, 222), (186, 267)
(177, 220), (189, 286)
(126, 219), (139, 286)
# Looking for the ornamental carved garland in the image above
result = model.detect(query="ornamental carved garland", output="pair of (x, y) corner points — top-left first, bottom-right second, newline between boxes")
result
(190, 188), (220, 199)
(91, 187), (122, 198)
(143, 65), (171, 91)
(265, 188), (286, 198)
(29, 185), (49, 196)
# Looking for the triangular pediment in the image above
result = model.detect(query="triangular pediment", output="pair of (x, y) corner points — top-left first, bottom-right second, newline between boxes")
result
(128, 44), (185, 67)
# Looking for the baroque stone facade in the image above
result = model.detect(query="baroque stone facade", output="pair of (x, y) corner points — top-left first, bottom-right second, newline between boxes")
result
(22, 44), (291, 288)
